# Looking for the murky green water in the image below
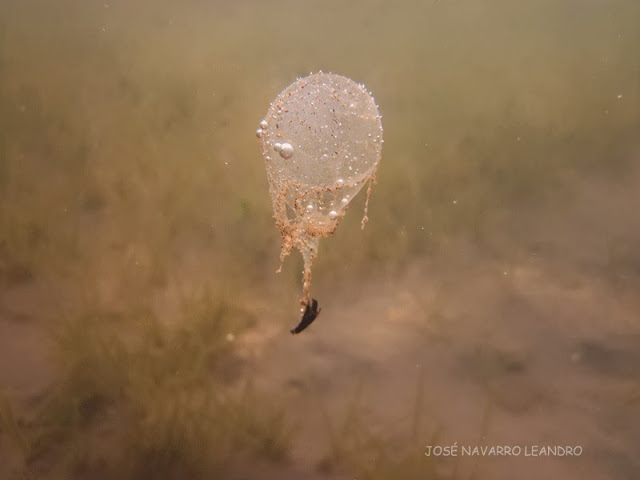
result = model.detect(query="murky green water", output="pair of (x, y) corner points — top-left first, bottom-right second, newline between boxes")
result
(0, 1), (639, 479)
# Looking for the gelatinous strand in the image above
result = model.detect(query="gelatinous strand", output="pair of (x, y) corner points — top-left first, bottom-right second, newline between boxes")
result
(361, 169), (378, 230)
(300, 237), (318, 305)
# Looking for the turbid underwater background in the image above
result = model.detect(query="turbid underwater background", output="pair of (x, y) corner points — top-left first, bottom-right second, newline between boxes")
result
(0, 0), (639, 479)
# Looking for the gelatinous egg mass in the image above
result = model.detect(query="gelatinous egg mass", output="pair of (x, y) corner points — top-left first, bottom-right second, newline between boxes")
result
(259, 73), (382, 189)
(257, 72), (383, 305)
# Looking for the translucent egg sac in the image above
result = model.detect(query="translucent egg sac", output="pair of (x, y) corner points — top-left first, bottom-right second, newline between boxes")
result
(258, 72), (382, 196)
(257, 72), (383, 304)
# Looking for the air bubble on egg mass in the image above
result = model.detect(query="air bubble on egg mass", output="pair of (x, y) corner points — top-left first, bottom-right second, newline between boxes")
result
(279, 142), (294, 159)
(256, 72), (383, 305)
